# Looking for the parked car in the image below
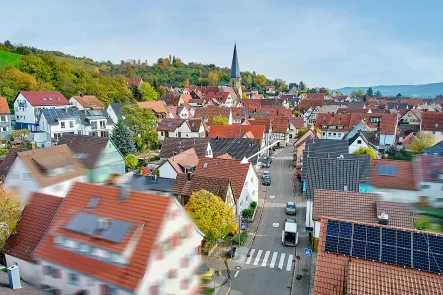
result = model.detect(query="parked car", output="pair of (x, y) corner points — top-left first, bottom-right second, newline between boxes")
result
(285, 201), (296, 215)
(296, 169), (302, 179)
(262, 176), (271, 186)
(264, 157), (273, 164)
(262, 170), (270, 179)
(199, 264), (214, 281)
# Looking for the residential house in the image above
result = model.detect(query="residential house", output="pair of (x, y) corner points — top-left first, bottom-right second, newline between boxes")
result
(0, 96), (11, 139)
(126, 77), (143, 88)
(188, 99), (204, 107)
(14, 91), (71, 131)
(208, 124), (266, 148)
(367, 159), (419, 203)
(156, 119), (204, 141)
(347, 130), (379, 154)
(265, 86), (276, 94)
(220, 86), (240, 106)
(69, 95), (105, 110)
(33, 182), (203, 295)
(106, 103), (129, 124)
(399, 109), (421, 125)
(125, 174), (177, 196)
(159, 138), (212, 158)
(4, 192), (63, 286)
(157, 148), (199, 179)
(313, 217), (443, 295)
(397, 132), (415, 151)
(304, 105), (343, 127)
(178, 94), (192, 106)
(136, 101), (169, 118)
(295, 100), (326, 124)
(78, 109), (114, 137)
(333, 95), (351, 102)
(209, 138), (261, 166)
(0, 148), (28, 178)
(316, 113), (351, 140)
(172, 173), (235, 208)
(194, 158), (258, 214)
(245, 117), (273, 154)
(288, 117), (304, 139)
(311, 189), (413, 251)
(415, 154), (443, 207)
(292, 129), (321, 167)
(58, 134), (125, 183)
(4, 144), (85, 204)
(205, 92), (233, 107)
(421, 112), (443, 143)
(299, 93), (328, 101)
(271, 116), (289, 146)
(425, 139), (443, 155)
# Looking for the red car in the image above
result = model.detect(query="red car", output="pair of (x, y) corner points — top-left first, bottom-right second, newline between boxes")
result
(296, 169), (302, 179)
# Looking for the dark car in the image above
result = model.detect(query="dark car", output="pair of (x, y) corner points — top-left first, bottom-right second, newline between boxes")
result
(261, 161), (270, 168)
(264, 157), (273, 164)
(262, 176), (271, 186)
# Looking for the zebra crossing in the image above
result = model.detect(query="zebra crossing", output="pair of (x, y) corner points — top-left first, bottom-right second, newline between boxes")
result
(244, 249), (294, 271)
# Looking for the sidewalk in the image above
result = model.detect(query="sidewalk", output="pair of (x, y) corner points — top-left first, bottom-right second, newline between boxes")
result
(203, 257), (232, 295)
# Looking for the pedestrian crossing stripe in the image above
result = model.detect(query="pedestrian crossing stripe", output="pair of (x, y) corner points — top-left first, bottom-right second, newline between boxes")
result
(245, 249), (294, 271)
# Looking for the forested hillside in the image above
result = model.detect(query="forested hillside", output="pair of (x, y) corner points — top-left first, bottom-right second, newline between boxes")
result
(0, 41), (287, 107)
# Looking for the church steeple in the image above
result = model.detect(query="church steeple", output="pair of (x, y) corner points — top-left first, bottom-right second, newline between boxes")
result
(229, 43), (242, 101)
(230, 43), (240, 79)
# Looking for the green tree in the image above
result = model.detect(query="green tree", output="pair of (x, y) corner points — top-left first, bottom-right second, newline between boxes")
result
(138, 82), (159, 101)
(12, 129), (30, 147)
(374, 90), (382, 97)
(207, 71), (219, 86)
(245, 74), (253, 86)
(299, 81), (306, 91)
(366, 87), (374, 97)
(292, 110), (301, 117)
(396, 93), (402, 98)
(410, 133), (435, 155)
(111, 120), (137, 156)
(296, 127), (321, 138)
(353, 147), (377, 159)
(212, 115), (229, 125)
(185, 190), (235, 241)
(121, 104), (159, 150)
(350, 90), (365, 101)
(19, 54), (53, 82)
(125, 154), (139, 169)
(255, 74), (267, 91)
(0, 184), (21, 250)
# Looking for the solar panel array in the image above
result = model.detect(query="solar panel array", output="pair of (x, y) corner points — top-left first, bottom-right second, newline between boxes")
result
(325, 220), (443, 274)
(42, 108), (80, 119)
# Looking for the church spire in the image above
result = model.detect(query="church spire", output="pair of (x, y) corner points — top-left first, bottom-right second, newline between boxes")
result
(230, 43), (240, 79)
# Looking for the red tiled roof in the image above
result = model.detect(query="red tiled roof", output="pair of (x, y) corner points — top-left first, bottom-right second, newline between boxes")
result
(346, 113), (397, 134)
(140, 166), (152, 175)
(71, 95), (105, 109)
(295, 99), (326, 112)
(402, 132), (415, 149)
(416, 154), (443, 182)
(208, 125), (265, 145)
(242, 99), (262, 108)
(0, 96), (10, 114)
(370, 159), (418, 190)
(172, 174), (231, 202)
(180, 94), (192, 104)
(5, 192), (62, 263)
(33, 182), (172, 291)
(246, 117), (272, 132)
(334, 95), (348, 102)
(194, 158), (250, 198)
(305, 93), (326, 100)
(315, 113), (352, 131)
(205, 92), (230, 103)
(272, 116), (289, 134)
(136, 101), (168, 114)
(126, 77), (142, 87)
(17, 91), (70, 106)
(165, 148), (199, 173)
(289, 117), (304, 129)
(421, 112), (443, 131)
(313, 217), (443, 295)
(217, 153), (233, 159)
(266, 86), (276, 90)
(197, 87), (220, 95)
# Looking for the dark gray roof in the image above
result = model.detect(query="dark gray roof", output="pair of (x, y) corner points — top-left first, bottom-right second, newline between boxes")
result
(79, 109), (114, 125)
(248, 112), (270, 118)
(305, 157), (360, 200)
(160, 138), (210, 158)
(425, 140), (443, 155)
(209, 138), (260, 164)
(397, 124), (420, 137)
(304, 138), (349, 155)
(0, 148), (28, 177)
(348, 130), (380, 149)
(128, 175), (176, 195)
(109, 103), (130, 120)
(230, 44), (240, 79)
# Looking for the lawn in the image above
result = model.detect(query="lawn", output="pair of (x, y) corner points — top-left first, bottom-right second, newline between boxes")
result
(0, 50), (21, 69)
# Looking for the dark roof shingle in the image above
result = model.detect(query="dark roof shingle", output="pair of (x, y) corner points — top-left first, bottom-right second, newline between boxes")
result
(159, 138), (209, 158)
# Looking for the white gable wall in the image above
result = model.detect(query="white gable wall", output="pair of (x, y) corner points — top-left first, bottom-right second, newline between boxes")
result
(349, 135), (369, 153)
(5, 255), (40, 287)
(4, 158), (39, 205)
(69, 97), (85, 110)
(158, 161), (178, 179)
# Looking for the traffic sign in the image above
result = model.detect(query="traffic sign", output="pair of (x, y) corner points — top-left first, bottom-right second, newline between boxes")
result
(304, 248), (312, 256)
(240, 223), (247, 230)
(296, 255), (301, 261)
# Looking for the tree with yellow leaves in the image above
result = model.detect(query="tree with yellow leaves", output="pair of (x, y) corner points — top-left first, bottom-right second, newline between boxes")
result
(410, 133), (435, 155)
(0, 183), (21, 250)
(185, 190), (235, 241)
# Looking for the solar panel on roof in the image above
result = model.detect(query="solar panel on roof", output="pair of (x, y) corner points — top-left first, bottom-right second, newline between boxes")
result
(65, 212), (99, 235)
(324, 220), (443, 274)
(100, 220), (134, 243)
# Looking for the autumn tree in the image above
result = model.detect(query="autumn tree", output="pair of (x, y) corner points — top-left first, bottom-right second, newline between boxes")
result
(125, 154), (139, 169)
(111, 120), (137, 156)
(185, 190), (235, 241)
(212, 115), (229, 125)
(0, 184), (21, 250)
(255, 75), (267, 91)
(12, 129), (30, 147)
(410, 133), (435, 155)
(121, 104), (159, 150)
(207, 71), (219, 86)
(353, 147), (377, 159)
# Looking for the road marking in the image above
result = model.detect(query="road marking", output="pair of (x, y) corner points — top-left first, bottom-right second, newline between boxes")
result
(245, 249), (255, 264)
(253, 250), (263, 265)
(261, 251), (270, 266)
(278, 253), (286, 269)
(270, 252), (278, 268)
(287, 254), (293, 271)
(234, 270), (239, 277)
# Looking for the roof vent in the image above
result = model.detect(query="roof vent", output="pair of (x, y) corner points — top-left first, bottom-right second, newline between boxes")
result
(337, 155), (344, 160)
(378, 212), (389, 225)
(119, 185), (129, 201)
(436, 123), (439, 128)
(203, 163), (208, 169)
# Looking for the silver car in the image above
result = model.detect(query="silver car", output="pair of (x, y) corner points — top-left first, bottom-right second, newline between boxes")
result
(285, 201), (296, 215)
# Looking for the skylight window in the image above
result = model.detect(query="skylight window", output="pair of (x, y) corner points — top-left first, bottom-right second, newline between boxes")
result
(87, 196), (101, 209)
(203, 163), (208, 169)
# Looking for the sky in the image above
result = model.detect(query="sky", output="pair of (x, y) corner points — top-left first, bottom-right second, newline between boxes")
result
(1, 0), (443, 89)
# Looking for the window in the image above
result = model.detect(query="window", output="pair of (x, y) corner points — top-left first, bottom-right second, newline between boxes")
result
(338, 126), (344, 129)
(0, 115), (7, 122)
(69, 121), (74, 128)
(376, 164), (397, 176)
(100, 121), (106, 128)
(357, 140), (362, 144)
(69, 273), (78, 285)
(180, 279), (190, 290)
(61, 122), (65, 129)
(80, 244), (89, 253)
(370, 117), (380, 123)
(168, 269), (178, 279)
(421, 184), (431, 190)
(161, 132), (164, 136)
(333, 133), (336, 136)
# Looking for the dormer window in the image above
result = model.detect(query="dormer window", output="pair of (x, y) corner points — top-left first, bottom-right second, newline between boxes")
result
(436, 123), (439, 128)
(338, 126), (344, 129)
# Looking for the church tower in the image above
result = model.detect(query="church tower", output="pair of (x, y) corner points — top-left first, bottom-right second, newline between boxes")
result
(229, 43), (242, 99)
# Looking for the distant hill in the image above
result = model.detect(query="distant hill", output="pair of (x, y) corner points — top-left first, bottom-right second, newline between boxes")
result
(335, 83), (443, 98)
(0, 50), (21, 69)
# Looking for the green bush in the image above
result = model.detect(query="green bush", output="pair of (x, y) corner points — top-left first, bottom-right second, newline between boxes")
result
(232, 231), (248, 245)
(250, 201), (257, 209)
(242, 209), (254, 218)
(147, 155), (160, 162)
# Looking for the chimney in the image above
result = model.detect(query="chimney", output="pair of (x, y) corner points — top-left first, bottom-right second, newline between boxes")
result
(119, 185), (129, 201)
(187, 172), (192, 181)
(378, 212), (389, 225)
(7, 265), (21, 289)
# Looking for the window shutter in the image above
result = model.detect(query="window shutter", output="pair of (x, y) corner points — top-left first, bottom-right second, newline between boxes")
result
(155, 245), (163, 260)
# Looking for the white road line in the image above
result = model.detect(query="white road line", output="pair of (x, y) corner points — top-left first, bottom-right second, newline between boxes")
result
(270, 252), (278, 268)
(245, 249), (255, 265)
(286, 254), (293, 271)
(261, 251), (270, 266)
(278, 253), (286, 269)
(253, 250), (263, 265)
(234, 270), (239, 278)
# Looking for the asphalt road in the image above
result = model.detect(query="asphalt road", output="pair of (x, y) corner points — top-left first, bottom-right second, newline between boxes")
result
(229, 143), (312, 295)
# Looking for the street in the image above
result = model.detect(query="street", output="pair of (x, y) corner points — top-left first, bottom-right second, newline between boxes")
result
(228, 142), (312, 295)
